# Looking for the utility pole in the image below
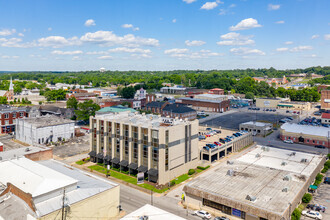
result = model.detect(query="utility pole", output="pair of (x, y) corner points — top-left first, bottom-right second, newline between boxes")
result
(61, 188), (66, 220)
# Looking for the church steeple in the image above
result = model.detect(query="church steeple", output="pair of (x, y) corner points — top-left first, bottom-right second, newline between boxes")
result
(9, 77), (13, 92)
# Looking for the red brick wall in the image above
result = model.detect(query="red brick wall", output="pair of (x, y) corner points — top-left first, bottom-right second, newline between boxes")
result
(180, 99), (230, 112)
(0, 183), (35, 211)
(25, 148), (53, 161)
(280, 134), (329, 147)
(0, 110), (27, 134)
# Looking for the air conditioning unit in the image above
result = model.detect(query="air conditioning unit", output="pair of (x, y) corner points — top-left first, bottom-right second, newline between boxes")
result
(246, 195), (256, 202)
(227, 169), (235, 176)
(282, 187), (289, 192)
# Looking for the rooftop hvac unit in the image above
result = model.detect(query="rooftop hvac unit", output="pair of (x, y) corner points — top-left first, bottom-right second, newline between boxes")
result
(265, 147), (270, 152)
(255, 153), (261, 158)
(283, 175), (292, 181)
(282, 187), (289, 192)
(290, 152), (296, 156)
(261, 146), (266, 151)
(227, 160), (234, 165)
(227, 169), (235, 176)
(139, 216), (149, 220)
(281, 162), (287, 166)
(301, 158), (308, 163)
(246, 195), (256, 202)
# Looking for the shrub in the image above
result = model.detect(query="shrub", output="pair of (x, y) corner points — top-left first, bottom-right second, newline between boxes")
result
(302, 193), (312, 203)
(315, 173), (323, 181)
(188, 169), (196, 175)
(170, 180), (176, 187)
(324, 160), (330, 168)
(291, 208), (301, 220)
(197, 165), (210, 170)
(321, 167), (328, 173)
(314, 180), (321, 186)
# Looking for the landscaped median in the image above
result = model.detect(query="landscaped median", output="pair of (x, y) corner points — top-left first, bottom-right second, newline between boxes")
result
(77, 160), (210, 193)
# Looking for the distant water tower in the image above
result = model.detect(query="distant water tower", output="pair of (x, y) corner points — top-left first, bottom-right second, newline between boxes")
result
(100, 67), (106, 73)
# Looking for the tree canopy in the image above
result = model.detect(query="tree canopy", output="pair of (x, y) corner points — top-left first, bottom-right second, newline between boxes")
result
(75, 100), (100, 122)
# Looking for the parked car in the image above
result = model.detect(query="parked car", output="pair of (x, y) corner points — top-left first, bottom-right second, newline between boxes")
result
(206, 127), (212, 131)
(301, 210), (322, 219)
(324, 177), (330, 184)
(315, 145), (326, 149)
(203, 146), (210, 151)
(284, 139), (293, 144)
(194, 210), (212, 219)
(199, 136), (206, 140)
(286, 110), (290, 113)
(214, 142), (221, 146)
(314, 111), (322, 116)
(214, 217), (230, 220)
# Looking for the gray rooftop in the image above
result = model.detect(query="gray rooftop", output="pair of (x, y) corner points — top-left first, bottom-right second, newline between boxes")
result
(0, 146), (50, 161)
(18, 115), (74, 128)
(0, 193), (37, 220)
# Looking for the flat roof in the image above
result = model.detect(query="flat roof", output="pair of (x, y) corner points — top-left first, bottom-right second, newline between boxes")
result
(184, 146), (324, 216)
(241, 121), (272, 127)
(0, 146), (50, 161)
(18, 115), (74, 128)
(94, 112), (194, 128)
(281, 123), (330, 137)
(121, 204), (186, 220)
(0, 193), (37, 220)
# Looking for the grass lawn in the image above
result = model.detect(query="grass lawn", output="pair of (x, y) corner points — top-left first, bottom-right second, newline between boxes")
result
(76, 160), (85, 165)
(173, 174), (190, 185)
(196, 168), (203, 173)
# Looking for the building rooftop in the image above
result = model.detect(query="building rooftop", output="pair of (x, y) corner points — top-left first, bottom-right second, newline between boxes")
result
(0, 193), (37, 220)
(121, 204), (186, 220)
(281, 123), (330, 137)
(321, 113), (330, 119)
(0, 146), (50, 161)
(96, 105), (137, 114)
(163, 103), (196, 114)
(0, 105), (27, 113)
(194, 94), (228, 100)
(184, 146), (324, 216)
(241, 121), (272, 127)
(18, 115), (74, 128)
(94, 112), (193, 128)
(146, 101), (166, 108)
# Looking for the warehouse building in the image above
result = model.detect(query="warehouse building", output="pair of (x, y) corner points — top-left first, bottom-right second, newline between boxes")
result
(0, 157), (120, 220)
(239, 121), (273, 136)
(183, 146), (325, 220)
(255, 97), (289, 109)
(16, 115), (75, 145)
(276, 101), (312, 111)
(89, 112), (199, 185)
(280, 123), (330, 147)
(178, 94), (230, 113)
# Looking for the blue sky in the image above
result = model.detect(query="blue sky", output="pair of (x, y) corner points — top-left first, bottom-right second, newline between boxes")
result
(0, 0), (329, 71)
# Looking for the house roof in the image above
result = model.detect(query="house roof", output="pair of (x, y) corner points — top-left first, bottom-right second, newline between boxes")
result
(163, 103), (196, 114)
(146, 101), (166, 108)
(321, 113), (330, 119)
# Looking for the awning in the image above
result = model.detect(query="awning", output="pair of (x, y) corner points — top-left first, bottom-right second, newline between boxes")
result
(88, 151), (96, 157)
(137, 165), (148, 173)
(111, 157), (120, 164)
(128, 163), (138, 170)
(96, 152), (104, 159)
(309, 185), (318, 190)
(277, 104), (293, 107)
(104, 155), (111, 161)
(119, 160), (129, 167)
(147, 168), (158, 177)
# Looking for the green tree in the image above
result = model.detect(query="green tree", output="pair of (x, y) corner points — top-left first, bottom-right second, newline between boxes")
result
(121, 86), (136, 99)
(0, 97), (8, 104)
(291, 208), (301, 220)
(44, 89), (66, 101)
(14, 86), (22, 94)
(75, 100), (100, 122)
(67, 97), (78, 109)
(302, 193), (312, 203)
(245, 92), (255, 100)
(121, 101), (131, 107)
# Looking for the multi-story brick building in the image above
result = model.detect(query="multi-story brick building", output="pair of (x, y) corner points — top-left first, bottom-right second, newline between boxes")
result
(89, 112), (199, 185)
(145, 101), (197, 120)
(0, 105), (28, 134)
(321, 90), (330, 110)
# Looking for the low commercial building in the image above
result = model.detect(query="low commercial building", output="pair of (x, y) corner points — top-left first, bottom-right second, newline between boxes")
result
(321, 90), (330, 110)
(89, 112), (199, 185)
(0, 157), (120, 220)
(240, 121), (273, 136)
(277, 101), (312, 111)
(280, 123), (330, 147)
(0, 105), (28, 134)
(209, 88), (225, 95)
(121, 204), (186, 220)
(0, 146), (53, 161)
(160, 85), (186, 94)
(178, 94), (230, 113)
(256, 97), (289, 108)
(145, 101), (197, 120)
(321, 113), (330, 124)
(184, 146), (325, 220)
(16, 115), (75, 145)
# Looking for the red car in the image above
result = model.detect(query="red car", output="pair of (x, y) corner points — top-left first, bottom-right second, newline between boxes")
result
(293, 111), (296, 114)
(214, 142), (221, 146)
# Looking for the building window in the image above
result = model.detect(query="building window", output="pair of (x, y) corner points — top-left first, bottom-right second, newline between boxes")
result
(20, 112), (24, 117)
(5, 121), (9, 125)
(124, 124), (129, 161)
(165, 130), (169, 171)
(4, 114), (9, 119)
(141, 128), (148, 167)
(323, 142), (325, 145)
(151, 129), (159, 169)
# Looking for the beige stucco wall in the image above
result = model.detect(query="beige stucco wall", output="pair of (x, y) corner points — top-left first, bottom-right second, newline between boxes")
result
(40, 186), (120, 220)
(256, 98), (281, 108)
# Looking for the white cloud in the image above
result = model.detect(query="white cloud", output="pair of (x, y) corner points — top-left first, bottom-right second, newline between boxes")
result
(18, 33), (24, 37)
(164, 48), (189, 55)
(131, 53), (152, 59)
(38, 36), (81, 48)
(80, 31), (159, 47)
(275, 20), (285, 24)
(217, 32), (254, 46)
(1, 55), (19, 59)
(185, 40), (206, 46)
(0, 37), (35, 48)
(86, 51), (109, 55)
(51, 50), (83, 55)
(108, 47), (151, 53)
(48, 27), (52, 31)
(284, 41), (293, 45)
(268, 4), (280, 11)
(230, 18), (262, 31)
(311, 35), (319, 39)
(201, 1), (220, 10)
(85, 19), (96, 27)
(72, 56), (81, 61)
(290, 45), (313, 52)
(121, 24), (139, 31)
(276, 47), (288, 52)
(97, 55), (113, 60)
(172, 19), (177, 23)
(324, 34), (330, 40)
(0, 29), (16, 36)
(229, 4), (236, 8)
(183, 0), (196, 3)
(230, 47), (265, 56)
(164, 48), (223, 58)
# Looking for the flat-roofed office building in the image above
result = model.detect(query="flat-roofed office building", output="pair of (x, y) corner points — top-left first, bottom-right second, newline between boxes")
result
(89, 112), (199, 185)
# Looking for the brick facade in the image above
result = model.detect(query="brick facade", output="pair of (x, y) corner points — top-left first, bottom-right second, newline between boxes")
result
(179, 99), (230, 113)
(24, 148), (53, 161)
(0, 109), (28, 134)
(321, 90), (330, 110)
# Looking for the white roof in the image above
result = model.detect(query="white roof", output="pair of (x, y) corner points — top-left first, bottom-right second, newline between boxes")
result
(121, 204), (186, 220)
(0, 157), (77, 198)
(281, 123), (330, 137)
(241, 121), (272, 127)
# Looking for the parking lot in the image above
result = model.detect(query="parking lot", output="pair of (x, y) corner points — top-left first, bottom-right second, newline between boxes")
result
(0, 134), (27, 150)
(200, 111), (287, 130)
(52, 134), (90, 158)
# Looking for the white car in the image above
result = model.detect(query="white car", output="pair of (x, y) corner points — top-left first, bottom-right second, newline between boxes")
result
(284, 139), (293, 144)
(194, 210), (212, 219)
(302, 210), (322, 219)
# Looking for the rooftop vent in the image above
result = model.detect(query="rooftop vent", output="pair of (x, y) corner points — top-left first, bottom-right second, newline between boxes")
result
(283, 175), (292, 181)
(281, 161), (287, 166)
(227, 161), (234, 165)
(25, 148), (30, 152)
(246, 195), (256, 202)
(290, 152), (296, 156)
(227, 169), (235, 176)
(139, 216), (149, 220)
(301, 158), (308, 163)
(265, 147), (270, 152)
(282, 187), (289, 192)
(255, 153), (261, 158)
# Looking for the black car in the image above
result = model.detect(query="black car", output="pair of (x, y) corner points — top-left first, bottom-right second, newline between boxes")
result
(214, 217), (230, 220)
(324, 177), (330, 184)
(315, 145), (326, 149)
